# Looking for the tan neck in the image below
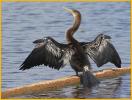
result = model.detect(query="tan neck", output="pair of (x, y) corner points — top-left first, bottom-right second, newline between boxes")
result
(66, 13), (81, 44)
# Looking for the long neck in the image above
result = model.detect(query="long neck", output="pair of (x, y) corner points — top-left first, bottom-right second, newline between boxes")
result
(66, 13), (81, 44)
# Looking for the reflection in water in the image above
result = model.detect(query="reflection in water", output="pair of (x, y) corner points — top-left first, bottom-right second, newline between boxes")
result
(68, 77), (122, 98)
(14, 77), (123, 98)
(2, 2), (130, 98)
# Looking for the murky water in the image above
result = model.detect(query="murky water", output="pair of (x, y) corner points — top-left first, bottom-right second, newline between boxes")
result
(2, 2), (130, 98)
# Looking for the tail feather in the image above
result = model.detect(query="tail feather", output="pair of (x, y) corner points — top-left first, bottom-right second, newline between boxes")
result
(81, 66), (100, 88)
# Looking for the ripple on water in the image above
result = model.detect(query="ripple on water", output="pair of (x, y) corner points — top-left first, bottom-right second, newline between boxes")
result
(2, 2), (130, 98)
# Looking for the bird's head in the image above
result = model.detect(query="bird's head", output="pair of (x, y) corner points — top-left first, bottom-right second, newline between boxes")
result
(63, 7), (81, 18)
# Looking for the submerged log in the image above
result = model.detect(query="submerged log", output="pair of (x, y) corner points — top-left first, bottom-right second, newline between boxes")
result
(2, 67), (130, 98)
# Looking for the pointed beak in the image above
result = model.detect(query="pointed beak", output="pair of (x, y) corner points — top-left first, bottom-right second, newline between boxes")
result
(63, 7), (74, 15)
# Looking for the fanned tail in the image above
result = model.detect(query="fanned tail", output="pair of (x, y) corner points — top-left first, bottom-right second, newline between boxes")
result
(81, 66), (100, 88)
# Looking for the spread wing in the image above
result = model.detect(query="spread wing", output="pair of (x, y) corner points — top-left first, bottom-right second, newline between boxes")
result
(19, 37), (74, 70)
(82, 34), (121, 68)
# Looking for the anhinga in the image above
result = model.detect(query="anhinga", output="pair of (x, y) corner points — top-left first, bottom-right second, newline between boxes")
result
(20, 7), (121, 87)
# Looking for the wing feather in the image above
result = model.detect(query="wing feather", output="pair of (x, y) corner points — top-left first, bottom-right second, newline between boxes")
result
(20, 37), (73, 70)
(82, 34), (121, 68)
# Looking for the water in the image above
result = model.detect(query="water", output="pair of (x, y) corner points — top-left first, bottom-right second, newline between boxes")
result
(2, 2), (130, 98)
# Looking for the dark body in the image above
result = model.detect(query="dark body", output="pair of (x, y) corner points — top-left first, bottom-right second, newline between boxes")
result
(20, 8), (121, 87)
(69, 40), (91, 75)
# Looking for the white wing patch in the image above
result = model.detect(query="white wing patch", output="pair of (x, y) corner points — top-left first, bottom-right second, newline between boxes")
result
(60, 49), (75, 66)
(46, 39), (62, 57)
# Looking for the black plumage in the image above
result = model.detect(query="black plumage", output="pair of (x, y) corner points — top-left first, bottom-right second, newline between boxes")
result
(20, 7), (121, 87)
